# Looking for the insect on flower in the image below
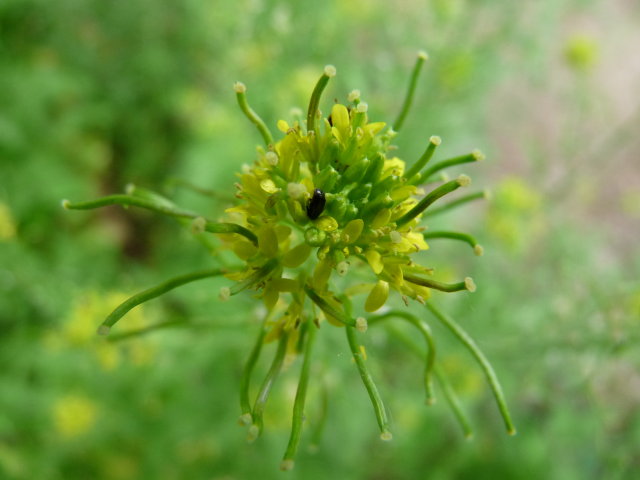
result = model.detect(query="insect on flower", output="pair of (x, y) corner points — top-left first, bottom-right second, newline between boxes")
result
(306, 188), (326, 220)
(63, 50), (515, 471)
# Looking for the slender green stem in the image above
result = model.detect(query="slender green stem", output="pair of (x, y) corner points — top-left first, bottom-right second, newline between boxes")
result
(393, 51), (428, 132)
(368, 310), (436, 404)
(345, 325), (392, 440)
(234, 82), (274, 145)
(281, 320), (318, 470)
(239, 315), (270, 424)
(303, 285), (356, 327)
(63, 194), (197, 217)
(395, 176), (469, 227)
(63, 194), (258, 245)
(423, 231), (483, 256)
(421, 190), (487, 218)
(97, 269), (228, 335)
(425, 302), (516, 435)
(203, 222), (258, 245)
(306, 66), (336, 133)
(106, 319), (189, 342)
(384, 324), (473, 438)
(404, 136), (441, 180)
(249, 332), (289, 441)
(434, 365), (474, 439)
(404, 273), (474, 293)
(420, 150), (483, 181)
(309, 377), (329, 450)
(166, 177), (236, 202)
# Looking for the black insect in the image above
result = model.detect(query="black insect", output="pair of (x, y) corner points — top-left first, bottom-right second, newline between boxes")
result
(306, 188), (326, 220)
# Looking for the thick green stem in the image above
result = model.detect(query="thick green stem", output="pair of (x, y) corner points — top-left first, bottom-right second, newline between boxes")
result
(249, 332), (289, 441)
(97, 269), (227, 335)
(281, 320), (319, 470)
(306, 66), (336, 133)
(404, 273), (475, 293)
(393, 51), (428, 132)
(345, 325), (392, 440)
(425, 302), (516, 435)
(395, 176), (469, 227)
(234, 82), (274, 146)
(368, 310), (436, 404)
(63, 194), (258, 245)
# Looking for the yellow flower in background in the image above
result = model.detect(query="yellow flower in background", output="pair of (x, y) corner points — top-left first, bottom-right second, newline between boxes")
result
(50, 290), (155, 370)
(487, 176), (546, 253)
(53, 394), (98, 439)
(0, 203), (16, 240)
(564, 34), (599, 72)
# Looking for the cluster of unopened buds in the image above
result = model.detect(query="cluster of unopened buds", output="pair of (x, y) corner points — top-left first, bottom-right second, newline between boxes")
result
(64, 51), (515, 470)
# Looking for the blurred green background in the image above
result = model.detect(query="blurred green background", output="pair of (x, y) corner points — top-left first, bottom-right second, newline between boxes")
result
(1, 0), (639, 478)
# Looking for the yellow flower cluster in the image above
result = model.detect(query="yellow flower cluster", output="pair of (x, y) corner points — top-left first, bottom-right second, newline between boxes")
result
(63, 53), (516, 470)
(222, 95), (447, 341)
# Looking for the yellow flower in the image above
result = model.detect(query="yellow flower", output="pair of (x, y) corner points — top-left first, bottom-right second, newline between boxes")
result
(0, 203), (16, 241)
(52, 394), (98, 439)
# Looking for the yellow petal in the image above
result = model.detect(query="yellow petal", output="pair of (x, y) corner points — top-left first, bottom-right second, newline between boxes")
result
(371, 208), (391, 229)
(232, 239), (258, 260)
(271, 278), (299, 292)
(331, 103), (350, 132)
(364, 249), (384, 274)
(257, 225), (279, 257)
(260, 178), (279, 194)
(341, 219), (364, 244)
(312, 257), (333, 290)
(365, 280), (389, 312)
(277, 120), (290, 132)
(282, 243), (312, 268)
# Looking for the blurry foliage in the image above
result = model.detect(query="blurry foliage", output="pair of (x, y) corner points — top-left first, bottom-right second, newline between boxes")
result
(1, 0), (639, 479)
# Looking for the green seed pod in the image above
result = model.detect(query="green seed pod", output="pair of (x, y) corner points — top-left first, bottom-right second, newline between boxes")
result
(347, 183), (372, 202)
(326, 194), (348, 220)
(318, 139), (340, 170)
(342, 157), (370, 184)
(370, 175), (400, 200)
(315, 166), (339, 192)
(361, 152), (385, 183)
(287, 198), (308, 224)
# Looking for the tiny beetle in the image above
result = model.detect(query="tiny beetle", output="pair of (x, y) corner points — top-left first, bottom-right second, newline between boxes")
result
(306, 189), (326, 220)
